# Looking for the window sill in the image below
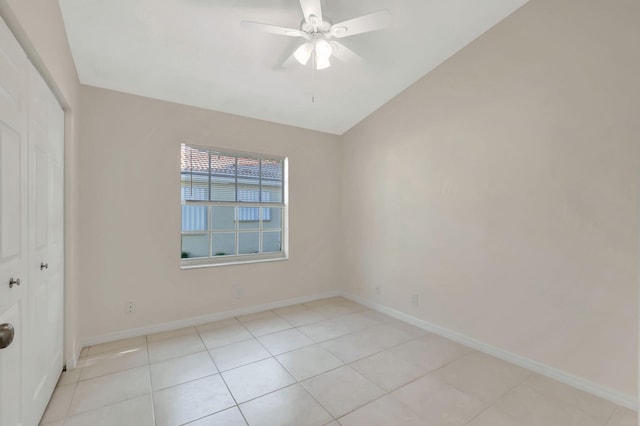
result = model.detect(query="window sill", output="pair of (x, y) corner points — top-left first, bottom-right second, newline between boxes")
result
(180, 253), (288, 269)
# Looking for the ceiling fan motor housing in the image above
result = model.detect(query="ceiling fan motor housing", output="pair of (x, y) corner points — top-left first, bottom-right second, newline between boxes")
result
(301, 16), (332, 36)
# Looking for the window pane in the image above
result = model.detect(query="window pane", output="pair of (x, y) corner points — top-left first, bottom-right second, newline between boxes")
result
(182, 205), (208, 231)
(261, 185), (282, 203)
(239, 207), (259, 229)
(238, 231), (259, 254)
(181, 234), (209, 258)
(262, 207), (281, 230)
(212, 206), (235, 230)
(212, 232), (236, 256)
(261, 159), (283, 203)
(238, 188), (260, 202)
(181, 145), (209, 201)
(210, 154), (236, 201)
(181, 173), (209, 201)
(262, 231), (282, 253)
(237, 157), (260, 202)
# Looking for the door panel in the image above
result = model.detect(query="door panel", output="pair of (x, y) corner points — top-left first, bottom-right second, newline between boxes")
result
(0, 127), (22, 259)
(0, 22), (23, 128)
(25, 63), (64, 426)
(34, 147), (48, 250)
(0, 15), (28, 426)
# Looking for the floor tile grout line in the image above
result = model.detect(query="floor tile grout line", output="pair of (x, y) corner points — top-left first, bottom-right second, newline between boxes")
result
(241, 311), (297, 339)
(328, 340), (488, 423)
(39, 379), (77, 425)
(72, 347), (150, 384)
(517, 381), (618, 425)
(257, 335), (317, 358)
(151, 326), (247, 425)
(75, 298), (365, 356)
(143, 335), (159, 426)
(202, 333), (251, 426)
(52, 341), (151, 424)
(604, 406), (620, 426)
(151, 371), (220, 393)
(56, 298), (627, 426)
(271, 306), (328, 325)
(334, 346), (465, 423)
(84, 303), (381, 366)
(178, 406), (245, 426)
(269, 349), (338, 422)
(241, 381), (332, 423)
(460, 404), (493, 426)
(151, 328), (216, 425)
(61, 391), (154, 423)
(192, 310), (409, 374)
(59, 304), (420, 424)
(54, 299), (366, 424)
(139, 321), (432, 399)
(459, 371), (533, 425)
(61, 298), (584, 423)
(158, 332), (399, 422)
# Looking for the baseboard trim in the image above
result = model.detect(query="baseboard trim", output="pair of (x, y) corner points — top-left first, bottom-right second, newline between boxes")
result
(65, 354), (78, 371)
(340, 292), (638, 411)
(81, 290), (340, 348)
(79, 289), (637, 410)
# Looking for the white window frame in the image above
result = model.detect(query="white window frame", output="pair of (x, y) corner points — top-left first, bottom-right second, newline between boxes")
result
(180, 144), (288, 269)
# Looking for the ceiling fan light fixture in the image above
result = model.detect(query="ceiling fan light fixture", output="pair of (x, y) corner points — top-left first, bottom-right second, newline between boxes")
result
(294, 42), (313, 65)
(315, 38), (333, 59)
(315, 53), (331, 70)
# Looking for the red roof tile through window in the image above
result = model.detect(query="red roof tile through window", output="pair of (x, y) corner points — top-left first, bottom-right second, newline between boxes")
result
(181, 145), (283, 180)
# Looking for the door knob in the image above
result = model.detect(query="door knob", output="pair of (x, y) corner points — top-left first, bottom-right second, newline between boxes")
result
(0, 323), (15, 349)
(8, 277), (20, 288)
(40, 262), (48, 270)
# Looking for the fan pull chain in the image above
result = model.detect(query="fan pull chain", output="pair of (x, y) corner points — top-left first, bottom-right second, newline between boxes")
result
(311, 52), (316, 104)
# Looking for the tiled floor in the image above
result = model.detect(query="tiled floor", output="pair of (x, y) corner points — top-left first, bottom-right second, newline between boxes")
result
(40, 297), (636, 426)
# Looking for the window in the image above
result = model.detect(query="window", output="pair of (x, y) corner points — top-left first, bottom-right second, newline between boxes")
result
(180, 143), (287, 267)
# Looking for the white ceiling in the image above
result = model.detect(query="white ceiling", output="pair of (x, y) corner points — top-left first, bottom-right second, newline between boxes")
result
(59, 0), (528, 135)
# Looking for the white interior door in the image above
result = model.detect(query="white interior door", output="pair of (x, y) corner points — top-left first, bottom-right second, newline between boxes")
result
(24, 62), (65, 426)
(0, 16), (29, 426)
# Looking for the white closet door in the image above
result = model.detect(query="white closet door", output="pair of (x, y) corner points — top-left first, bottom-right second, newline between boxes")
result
(0, 16), (29, 426)
(24, 63), (65, 425)
(0, 15), (65, 426)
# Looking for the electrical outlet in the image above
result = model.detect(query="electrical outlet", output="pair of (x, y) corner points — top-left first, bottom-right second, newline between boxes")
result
(126, 300), (135, 314)
(411, 293), (419, 308)
(375, 286), (382, 296)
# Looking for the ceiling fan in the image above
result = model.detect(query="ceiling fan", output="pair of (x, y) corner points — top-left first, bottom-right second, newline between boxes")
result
(242, 0), (391, 70)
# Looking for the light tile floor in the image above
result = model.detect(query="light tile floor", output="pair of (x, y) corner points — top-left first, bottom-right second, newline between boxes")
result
(40, 297), (637, 426)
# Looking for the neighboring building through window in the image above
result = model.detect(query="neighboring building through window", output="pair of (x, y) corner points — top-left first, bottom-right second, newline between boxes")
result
(180, 143), (287, 267)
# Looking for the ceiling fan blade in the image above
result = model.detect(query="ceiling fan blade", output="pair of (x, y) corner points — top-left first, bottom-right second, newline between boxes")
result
(241, 21), (310, 39)
(330, 41), (363, 63)
(330, 10), (391, 38)
(299, 0), (323, 26)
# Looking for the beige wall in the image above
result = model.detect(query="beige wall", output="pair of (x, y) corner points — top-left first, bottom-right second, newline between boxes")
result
(0, 0), (82, 366)
(341, 0), (639, 396)
(77, 85), (342, 339)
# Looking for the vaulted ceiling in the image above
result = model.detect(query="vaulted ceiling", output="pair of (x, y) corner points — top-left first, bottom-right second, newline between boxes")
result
(59, 0), (528, 134)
